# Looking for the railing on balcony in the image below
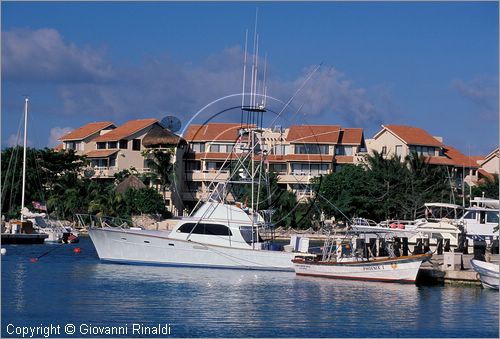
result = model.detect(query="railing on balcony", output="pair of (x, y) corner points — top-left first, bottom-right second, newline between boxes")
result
(187, 169), (230, 181)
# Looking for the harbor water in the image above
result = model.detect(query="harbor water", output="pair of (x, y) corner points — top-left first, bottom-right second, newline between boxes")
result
(2, 237), (499, 338)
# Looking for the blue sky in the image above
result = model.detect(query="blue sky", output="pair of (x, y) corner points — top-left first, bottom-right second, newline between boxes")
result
(2, 1), (498, 155)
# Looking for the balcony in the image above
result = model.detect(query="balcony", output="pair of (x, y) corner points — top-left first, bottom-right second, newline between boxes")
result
(91, 166), (119, 178)
(186, 170), (230, 182)
(278, 172), (323, 184)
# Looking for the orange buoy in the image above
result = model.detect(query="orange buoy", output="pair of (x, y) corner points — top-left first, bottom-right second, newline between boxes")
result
(73, 247), (81, 254)
(30, 258), (38, 263)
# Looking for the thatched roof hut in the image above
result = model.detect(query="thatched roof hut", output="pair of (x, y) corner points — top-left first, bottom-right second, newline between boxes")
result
(142, 124), (185, 148)
(116, 175), (146, 194)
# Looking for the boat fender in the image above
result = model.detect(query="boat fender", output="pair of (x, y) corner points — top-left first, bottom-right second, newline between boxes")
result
(390, 223), (397, 229)
(398, 224), (405, 229)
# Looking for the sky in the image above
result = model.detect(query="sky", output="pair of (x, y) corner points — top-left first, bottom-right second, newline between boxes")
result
(1, 1), (498, 155)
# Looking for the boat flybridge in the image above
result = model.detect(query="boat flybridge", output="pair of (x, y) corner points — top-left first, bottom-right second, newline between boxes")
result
(460, 197), (499, 241)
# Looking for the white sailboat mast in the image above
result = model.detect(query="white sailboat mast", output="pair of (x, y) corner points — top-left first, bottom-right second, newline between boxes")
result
(20, 98), (29, 222)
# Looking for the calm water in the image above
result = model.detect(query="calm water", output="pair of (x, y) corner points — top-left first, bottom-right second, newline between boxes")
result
(2, 237), (498, 338)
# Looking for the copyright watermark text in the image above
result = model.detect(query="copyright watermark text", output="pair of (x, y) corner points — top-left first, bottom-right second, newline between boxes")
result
(5, 323), (172, 337)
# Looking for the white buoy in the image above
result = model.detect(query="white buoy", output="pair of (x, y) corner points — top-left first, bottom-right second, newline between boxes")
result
(1, 248), (6, 255)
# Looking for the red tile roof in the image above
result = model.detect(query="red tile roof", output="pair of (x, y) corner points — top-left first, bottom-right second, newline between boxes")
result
(381, 125), (443, 147)
(425, 156), (455, 166)
(338, 128), (364, 145)
(53, 143), (64, 151)
(59, 121), (115, 141)
(287, 125), (341, 144)
(184, 123), (250, 142)
(478, 168), (495, 182)
(92, 119), (158, 142)
(469, 155), (486, 165)
(442, 145), (479, 168)
(84, 150), (118, 158)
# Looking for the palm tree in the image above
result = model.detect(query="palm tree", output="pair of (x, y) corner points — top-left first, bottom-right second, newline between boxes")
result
(142, 148), (174, 199)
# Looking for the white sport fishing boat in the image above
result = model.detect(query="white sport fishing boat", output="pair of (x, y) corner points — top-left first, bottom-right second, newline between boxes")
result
(90, 200), (304, 271)
(89, 29), (312, 271)
(470, 259), (499, 290)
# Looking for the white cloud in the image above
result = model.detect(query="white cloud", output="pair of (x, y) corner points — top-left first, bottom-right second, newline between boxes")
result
(2, 28), (113, 83)
(7, 134), (22, 147)
(48, 127), (73, 148)
(3, 27), (394, 135)
(452, 76), (498, 120)
(6, 133), (33, 147)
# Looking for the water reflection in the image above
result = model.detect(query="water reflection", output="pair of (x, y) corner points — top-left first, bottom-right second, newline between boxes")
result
(2, 238), (499, 338)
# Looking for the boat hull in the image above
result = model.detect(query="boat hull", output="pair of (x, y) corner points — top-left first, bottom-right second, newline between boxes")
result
(293, 254), (431, 283)
(470, 259), (499, 290)
(89, 227), (296, 271)
(1, 233), (48, 244)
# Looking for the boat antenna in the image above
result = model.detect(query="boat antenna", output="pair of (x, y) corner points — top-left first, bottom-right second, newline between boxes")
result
(20, 97), (29, 222)
(241, 29), (248, 123)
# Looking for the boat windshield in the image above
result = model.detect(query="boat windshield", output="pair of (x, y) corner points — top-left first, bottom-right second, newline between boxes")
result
(422, 204), (464, 220)
(239, 226), (263, 244)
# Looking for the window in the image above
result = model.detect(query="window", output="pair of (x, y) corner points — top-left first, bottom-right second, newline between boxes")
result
(109, 157), (116, 167)
(65, 141), (78, 150)
(381, 146), (387, 155)
(132, 139), (141, 151)
(209, 144), (234, 153)
(270, 163), (287, 174)
(239, 226), (262, 244)
(119, 140), (128, 149)
(185, 161), (201, 171)
(273, 145), (286, 155)
(291, 163), (328, 175)
(190, 143), (205, 153)
(295, 144), (329, 155)
(463, 211), (476, 220)
(395, 145), (402, 157)
(96, 142), (106, 150)
(187, 181), (202, 192)
(486, 211), (499, 224)
(336, 145), (353, 156)
(108, 141), (117, 149)
(177, 223), (232, 236)
(91, 159), (108, 167)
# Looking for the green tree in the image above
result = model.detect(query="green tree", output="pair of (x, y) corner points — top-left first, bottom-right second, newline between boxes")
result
(124, 187), (166, 215)
(471, 175), (499, 199)
(313, 164), (374, 222)
(142, 148), (174, 198)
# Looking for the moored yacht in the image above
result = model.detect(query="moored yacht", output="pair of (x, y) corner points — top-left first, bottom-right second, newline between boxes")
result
(89, 201), (307, 271)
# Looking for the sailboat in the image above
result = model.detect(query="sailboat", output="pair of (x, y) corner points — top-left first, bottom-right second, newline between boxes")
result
(1, 98), (49, 244)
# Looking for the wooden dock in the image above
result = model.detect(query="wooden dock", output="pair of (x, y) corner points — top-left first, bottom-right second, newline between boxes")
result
(418, 254), (498, 286)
